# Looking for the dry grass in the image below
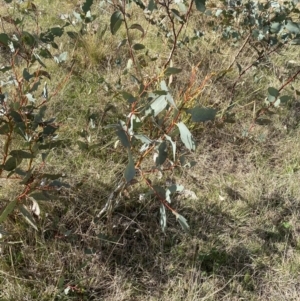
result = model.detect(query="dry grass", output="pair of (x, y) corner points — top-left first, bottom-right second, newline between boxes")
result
(1, 0), (300, 300)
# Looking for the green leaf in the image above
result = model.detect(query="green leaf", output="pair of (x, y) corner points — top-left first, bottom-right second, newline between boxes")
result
(279, 95), (291, 104)
(116, 124), (130, 148)
(67, 31), (79, 39)
(82, 0), (94, 14)
(129, 24), (145, 38)
(285, 21), (300, 34)
(0, 124), (10, 135)
(156, 141), (168, 166)
(160, 204), (167, 233)
(121, 91), (137, 103)
(54, 51), (68, 64)
(267, 87), (279, 102)
(195, 0), (206, 12)
(19, 168), (34, 184)
(177, 122), (196, 151)
(0, 199), (17, 223)
(186, 106), (217, 122)
(0, 66), (11, 73)
(171, 9), (185, 23)
(134, 134), (152, 144)
(132, 43), (145, 50)
(10, 111), (23, 122)
(160, 80), (177, 109)
(124, 150), (135, 183)
(4, 156), (22, 171)
(0, 33), (11, 46)
(270, 22), (282, 34)
(29, 191), (52, 201)
(39, 48), (52, 58)
(148, 0), (157, 11)
(21, 31), (36, 46)
(145, 93), (168, 117)
(165, 134), (176, 162)
(164, 67), (182, 76)
(110, 11), (123, 35)
(10, 150), (35, 159)
(18, 205), (38, 231)
(174, 212), (190, 233)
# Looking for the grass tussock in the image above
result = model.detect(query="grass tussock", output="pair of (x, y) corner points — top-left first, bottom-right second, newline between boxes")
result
(1, 0), (300, 300)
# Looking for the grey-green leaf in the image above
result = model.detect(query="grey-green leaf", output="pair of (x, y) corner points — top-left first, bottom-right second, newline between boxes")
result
(29, 191), (52, 201)
(19, 205), (38, 231)
(186, 106), (217, 122)
(145, 94), (168, 117)
(267, 87), (279, 102)
(4, 156), (22, 171)
(177, 122), (196, 151)
(129, 24), (145, 38)
(0, 199), (17, 223)
(164, 67), (182, 76)
(121, 91), (137, 103)
(156, 141), (168, 166)
(110, 11), (123, 35)
(195, 0), (206, 12)
(82, 0), (93, 14)
(160, 204), (167, 233)
(116, 124), (130, 148)
(285, 21), (300, 34)
(132, 43), (145, 50)
(124, 150), (135, 183)
(165, 134), (176, 162)
(177, 213), (190, 233)
(160, 80), (177, 109)
(148, 0), (157, 11)
(10, 150), (35, 159)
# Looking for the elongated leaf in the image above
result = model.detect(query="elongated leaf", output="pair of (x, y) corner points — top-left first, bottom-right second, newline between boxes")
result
(148, 0), (157, 11)
(195, 0), (206, 12)
(267, 87), (279, 102)
(286, 21), (300, 34)
(171, 9), (185, 23)
(186, 106), (217, 122)
(160, 204), (167, 233)
(110, 11), (123, 35)
(156, 141), (168, 166)
(165, 134), (176, 162)
(124, 150), (135, 183)
(164, 67), (182, 76)
(145, 94), (168, 117)
(29, 191), (52, 201)
(0, 66), (11, 73)
(18, 205), (38, 230)
(121, 91), (137, 103)
(0, 33), (10, 46)
(132, 43), (145, 50)
(177, 122), (196, 151)
(10, 150), (35, 159)
(177, 213), (190, 233)
(82, 0), (93, 14)
(4, 156), (22, 171)
(0, 124), (10, 135)
(129, 24), (145, 38)
(116, 124), (130, 148)
(0, 199), (17, 223)
(160, 80), (177, 109)
(134, 134), (152, 144)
